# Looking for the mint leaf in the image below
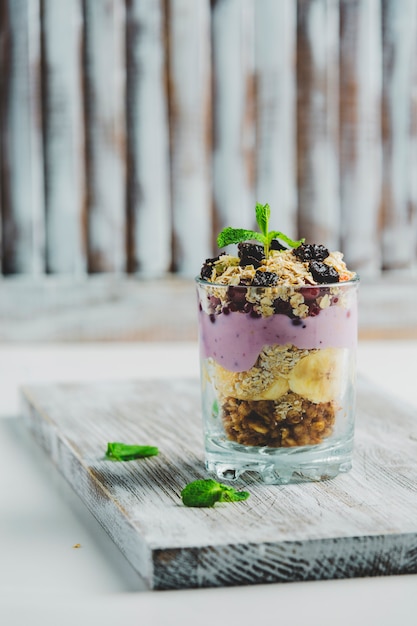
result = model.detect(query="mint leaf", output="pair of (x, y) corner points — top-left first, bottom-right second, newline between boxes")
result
(181, 479), (250, 508)
(219, 488), (250, 503)
(105, 442), (159, 461)
(268, 231), (305, 249)
(255, 203), (270, 237)
(217, 227), (265, 248)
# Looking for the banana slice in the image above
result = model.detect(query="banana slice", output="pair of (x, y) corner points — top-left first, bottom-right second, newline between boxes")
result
(214, 363), (289, 400)
(288, 347), (346, 403)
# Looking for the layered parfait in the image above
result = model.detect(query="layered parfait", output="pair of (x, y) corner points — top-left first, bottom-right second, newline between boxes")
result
(196, 204), (358, 477)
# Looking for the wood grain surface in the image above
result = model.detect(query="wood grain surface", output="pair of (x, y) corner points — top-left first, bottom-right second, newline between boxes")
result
(381, 0), (417, 270)
(254, 0), (297, 237)
(83, 0), (126, 273)
(2, 0), (417, 279)
(126, 0), (171, 276)
(42, 0), (86, 275)
(339, 0), (382, 276)
(212, 0), (256, 236)
(296, 0), (340, 248)
(21, 376), (417, 590)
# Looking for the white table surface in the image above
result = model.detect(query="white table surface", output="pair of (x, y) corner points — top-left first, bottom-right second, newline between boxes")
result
(1, 340), (416, 626)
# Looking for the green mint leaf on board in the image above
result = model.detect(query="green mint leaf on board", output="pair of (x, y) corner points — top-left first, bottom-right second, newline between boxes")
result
(105, 442), (159, 461)
(217, 227), (264, 248)
(255, 202), (270, 237)
(181, 479), (250, 508)
(216, 203), (303, 259)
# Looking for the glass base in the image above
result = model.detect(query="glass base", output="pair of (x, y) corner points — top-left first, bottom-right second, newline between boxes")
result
(205, 435), (353, 485)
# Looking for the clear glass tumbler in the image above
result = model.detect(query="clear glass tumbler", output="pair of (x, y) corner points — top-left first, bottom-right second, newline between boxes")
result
(196, 276), (359, 484)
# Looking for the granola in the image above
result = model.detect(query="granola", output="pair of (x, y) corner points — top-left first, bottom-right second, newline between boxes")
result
(222, 394), (336, 447)
(199, 245), (356, 319)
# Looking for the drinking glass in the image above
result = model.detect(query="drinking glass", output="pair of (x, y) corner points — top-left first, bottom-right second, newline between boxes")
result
(196, 276), (359, 484)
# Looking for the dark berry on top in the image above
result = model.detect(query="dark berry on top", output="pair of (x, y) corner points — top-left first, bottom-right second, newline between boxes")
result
(252, 270), (279, 287)
(270, 239), (287, 251)
(293, 243), (329, 262)
(200, 255), (220, 280)
(237, 242), (265, 268)
(309, 260), (339, 284)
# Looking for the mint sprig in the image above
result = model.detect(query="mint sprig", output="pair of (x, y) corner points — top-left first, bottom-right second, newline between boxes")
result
(105, 442), (159, 461)
(181, 479), (250, 508)
(217, 203), (304, 259)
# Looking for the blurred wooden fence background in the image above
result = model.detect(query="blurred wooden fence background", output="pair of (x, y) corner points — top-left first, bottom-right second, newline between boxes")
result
(0, 0), (416, 341)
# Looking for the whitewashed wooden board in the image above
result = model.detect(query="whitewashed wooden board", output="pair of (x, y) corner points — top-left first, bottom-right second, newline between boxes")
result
(20, 376), (417, 590)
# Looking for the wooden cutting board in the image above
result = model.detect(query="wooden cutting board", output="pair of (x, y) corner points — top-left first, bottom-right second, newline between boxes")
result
(20, 377), (417, 590)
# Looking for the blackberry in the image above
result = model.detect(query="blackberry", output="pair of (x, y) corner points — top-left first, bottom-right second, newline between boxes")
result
(200, 255), (220, 280)
(227, 285), (247, 311)
(252, 270), (279, 287)
(270, 239), (287, 251)
(309, 260), (339, 284)
(273, 298), (294, 318)
(238, 243), (265, 268)
(293, 243), (329, 262)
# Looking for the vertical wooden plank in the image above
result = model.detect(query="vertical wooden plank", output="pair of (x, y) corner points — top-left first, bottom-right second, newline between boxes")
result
(84, 0), (126, 273)
(168, 0), (212, 275)
(126, 0), (171, 276)
(381, 0), (417, 269)
(409, 7), (417, 263)
(0, 0), (9, 274)
(42, 0), (86, 274)
(296, 0), (340, 247)
(0, 0), (44, 275)
(212, 0), (256, 236)
(254, 0), (297, 236)
(27, 0), (45, 276)
(339, 0), (382, 275)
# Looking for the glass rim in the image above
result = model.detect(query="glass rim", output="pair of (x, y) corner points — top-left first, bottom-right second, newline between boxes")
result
(195, 274), (360, 289)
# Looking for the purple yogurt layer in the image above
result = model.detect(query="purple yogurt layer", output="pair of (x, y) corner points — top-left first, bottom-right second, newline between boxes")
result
(199, 303), (358, 372)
